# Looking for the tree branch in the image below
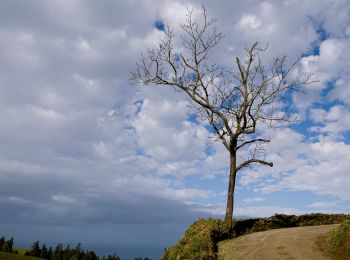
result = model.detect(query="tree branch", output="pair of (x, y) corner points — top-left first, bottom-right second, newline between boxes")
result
(236, 159), (273, 172)
(237, 138), (270, 150)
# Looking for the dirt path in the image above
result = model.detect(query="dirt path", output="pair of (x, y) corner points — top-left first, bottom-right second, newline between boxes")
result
(218, 224), (339, 260)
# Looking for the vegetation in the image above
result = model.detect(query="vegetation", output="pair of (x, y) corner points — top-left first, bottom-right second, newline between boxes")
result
(0, 236), (14, 253)
(0, 236), (120, 260)
(163, 219), (231, 260)
(24, 241), (101, 260)
(0, 251), (41, 260)
(324, 220), (350, 259)
(162, 213), (350, 260)
(16, 248), (30, 256)
(0, 234), (152, 260)
(233, 213), (349, 236)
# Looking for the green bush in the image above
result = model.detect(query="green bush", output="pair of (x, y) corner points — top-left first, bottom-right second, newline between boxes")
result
(297, 213), (349, 226)
(162, 218), (231, 260)
(234, 213), (349, 237)
(246, 214), (298, 234)
(326, 220), (350, 258)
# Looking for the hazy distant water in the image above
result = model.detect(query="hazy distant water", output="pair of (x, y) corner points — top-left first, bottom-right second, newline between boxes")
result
(15, 242), (163, 260)
(92, 245), (163, 260)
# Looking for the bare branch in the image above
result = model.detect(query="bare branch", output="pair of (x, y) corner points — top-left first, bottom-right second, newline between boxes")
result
(131, 5), (314, 224)
(237, 138), (270, 150)
(236, 159), (273, 172)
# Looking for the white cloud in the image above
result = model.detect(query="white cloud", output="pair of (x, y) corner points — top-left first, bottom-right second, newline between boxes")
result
(236, 206), (304, 218)
(250, 136), (350, 200)
(195, 203), (305, 217)
(236, 14), (262, 30)
(308, 201), (339, 209)
(52, 195), (78, 204)
(133, 97), (208, 163)
(243, 197), (265, 204)
(309, 105), (350, 136)
(319, 39), (349, 72)
(329, 79), (350, 104)
(293, 38), (350, 110)
(0, 160), (45, 176)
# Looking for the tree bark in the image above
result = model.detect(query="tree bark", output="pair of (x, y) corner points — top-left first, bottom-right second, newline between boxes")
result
(225, 141), (237, 227)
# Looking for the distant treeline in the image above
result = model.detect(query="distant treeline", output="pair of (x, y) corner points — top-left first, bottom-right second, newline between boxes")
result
(0, 236), (14, 252)
(24, 241), (105, 260)
(0, 235), (152, 260)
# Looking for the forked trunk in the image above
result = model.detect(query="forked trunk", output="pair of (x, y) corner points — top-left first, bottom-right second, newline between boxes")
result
(225, 151), (237, 227)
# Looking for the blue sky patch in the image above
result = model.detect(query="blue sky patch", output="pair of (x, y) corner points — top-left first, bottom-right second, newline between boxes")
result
(303, 17), (329, 56)
(154, 20), (165, 31)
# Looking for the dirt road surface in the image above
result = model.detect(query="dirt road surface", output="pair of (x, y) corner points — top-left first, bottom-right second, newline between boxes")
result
(218, 224), (339, 260)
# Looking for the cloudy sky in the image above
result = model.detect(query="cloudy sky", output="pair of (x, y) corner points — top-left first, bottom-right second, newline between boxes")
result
(1, 0), (350, 258)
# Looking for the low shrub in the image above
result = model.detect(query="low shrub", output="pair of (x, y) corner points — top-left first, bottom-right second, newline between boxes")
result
(245, 214), (298, 234)
(235, 213), (348, 237)
(162, 218), (231, 260)
(325, 220), (350, 258)
(297, 213), (349, 226)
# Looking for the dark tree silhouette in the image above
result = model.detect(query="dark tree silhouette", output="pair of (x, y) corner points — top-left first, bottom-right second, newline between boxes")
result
(31, 241), (41, 257)
(0, 236), (5, 249)
(40, 244), (48, 259)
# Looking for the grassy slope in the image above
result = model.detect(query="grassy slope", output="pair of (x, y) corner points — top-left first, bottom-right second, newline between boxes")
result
(0, 252), (41, 260)
(14, 248), (29, 256)
(322, 220), (350, 259)
(162, 213), (350, 260)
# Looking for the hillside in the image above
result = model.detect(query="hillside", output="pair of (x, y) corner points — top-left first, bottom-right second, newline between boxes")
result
(0, 252), (41, 260)
(161, 213), (349, 259)
(218, 224), (339, 260)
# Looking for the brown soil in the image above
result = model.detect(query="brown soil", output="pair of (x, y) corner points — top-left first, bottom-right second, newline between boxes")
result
(218, 224), (339, 260)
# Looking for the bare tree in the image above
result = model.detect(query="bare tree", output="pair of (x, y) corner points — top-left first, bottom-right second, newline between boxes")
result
(131, 7), (312, 226)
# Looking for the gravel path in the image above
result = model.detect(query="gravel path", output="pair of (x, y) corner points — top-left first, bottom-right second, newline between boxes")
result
(218, 224), (339, 260)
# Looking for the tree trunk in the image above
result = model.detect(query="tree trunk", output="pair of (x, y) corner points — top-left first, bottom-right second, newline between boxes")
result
(225, 149), (237, 227)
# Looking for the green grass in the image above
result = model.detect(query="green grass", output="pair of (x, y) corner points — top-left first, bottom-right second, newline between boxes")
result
(162, 218), (231, 260)
(13, 248), (29, 256)
(0, 252), (41, 260)
(324, 220), (350, 259)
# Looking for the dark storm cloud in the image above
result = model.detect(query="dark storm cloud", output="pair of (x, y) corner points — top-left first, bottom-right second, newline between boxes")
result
(0, 0), (187, 231)
(0, 189), (208, 226)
